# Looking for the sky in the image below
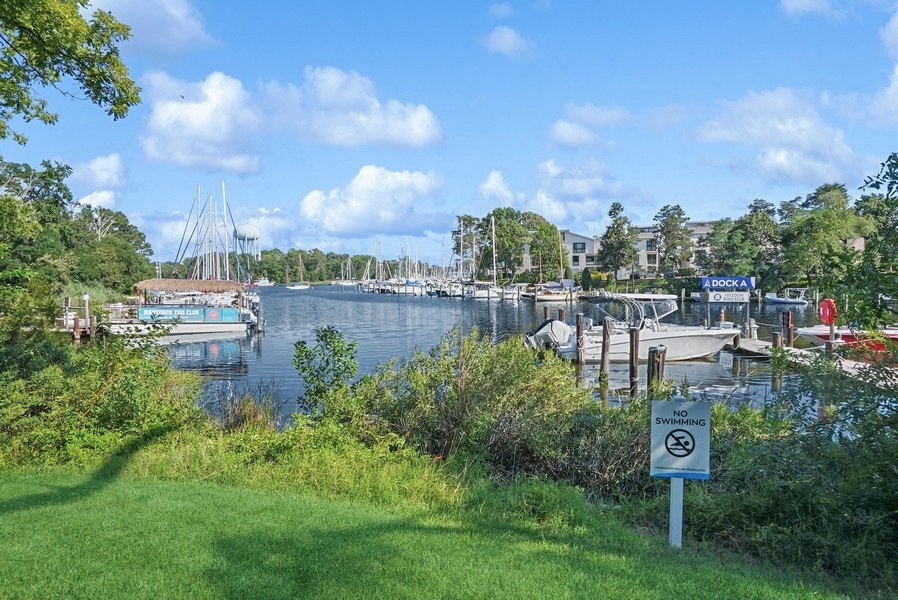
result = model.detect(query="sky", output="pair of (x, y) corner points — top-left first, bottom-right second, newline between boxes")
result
(5, 0), (898, 266)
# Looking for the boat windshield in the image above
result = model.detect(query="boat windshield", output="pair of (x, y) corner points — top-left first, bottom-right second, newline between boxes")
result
(587, 292), (679, 330)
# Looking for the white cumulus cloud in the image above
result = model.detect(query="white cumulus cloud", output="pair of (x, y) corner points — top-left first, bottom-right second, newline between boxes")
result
(550, 120), (600, 147)
(299, 165), (444, 236)
(261, 66), (442, 147)
(699, 88), (855, 184)
(882, 12), (898, 62)
(87, 0), (217, 58)
(72, 153), (126, 188)
(549, 103), (630, 148)
(78, 190), (117, 209)
(140, 71), (261, 172)
(479, 170), (517, 205)
(484, 26), (530, 58)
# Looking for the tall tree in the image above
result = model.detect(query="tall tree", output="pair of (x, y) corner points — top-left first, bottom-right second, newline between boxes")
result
(0, 0), (141, 143)
(595, 202), (638, 277)
(522, 212), (566, 281)
(479, 207), (527, 280)
(837, 154), (898, 325)
(734, 199), (782, 286)
(780, 184), (873, 288)
(70, 206), (154, 292)
(652, 204), (692, 273)
(696, 218), (751, 275)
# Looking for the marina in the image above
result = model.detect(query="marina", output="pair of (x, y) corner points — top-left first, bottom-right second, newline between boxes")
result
(166, 284), (820, 416)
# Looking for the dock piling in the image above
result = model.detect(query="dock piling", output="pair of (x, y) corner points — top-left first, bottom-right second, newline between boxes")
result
(628, 326), (640, 398)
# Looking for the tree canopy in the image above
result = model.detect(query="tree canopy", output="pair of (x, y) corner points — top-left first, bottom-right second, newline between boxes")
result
(0, 0), (140, 143)
(652, 204), (692, 273)
(595, 202), (638, 277)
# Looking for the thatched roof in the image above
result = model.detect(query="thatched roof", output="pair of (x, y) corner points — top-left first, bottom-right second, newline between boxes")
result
(132, 278), (245, 293)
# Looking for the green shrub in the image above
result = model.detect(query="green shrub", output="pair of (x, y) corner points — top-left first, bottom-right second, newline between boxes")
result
(0, 335), (204, 467)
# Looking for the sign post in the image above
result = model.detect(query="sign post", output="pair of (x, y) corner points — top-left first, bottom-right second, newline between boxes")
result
(650, 400), (711, 548)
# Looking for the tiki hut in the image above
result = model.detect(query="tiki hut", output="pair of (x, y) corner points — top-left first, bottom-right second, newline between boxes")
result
(131, 278), (246, 308)
(132, 279), (246, 294)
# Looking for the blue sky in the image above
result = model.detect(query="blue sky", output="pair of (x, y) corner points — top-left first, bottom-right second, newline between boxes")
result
(5, 0), (898, 266)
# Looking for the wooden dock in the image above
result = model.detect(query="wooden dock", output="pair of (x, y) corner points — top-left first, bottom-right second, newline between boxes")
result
(728, 336), (889, 381)
(55, 313), (100, 341)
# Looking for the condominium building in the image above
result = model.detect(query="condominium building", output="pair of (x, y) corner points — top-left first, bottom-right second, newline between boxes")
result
(556, 221), (716, 279)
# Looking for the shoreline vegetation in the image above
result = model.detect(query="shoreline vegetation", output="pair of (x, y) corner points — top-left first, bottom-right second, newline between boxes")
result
(1, 326), (895, 598)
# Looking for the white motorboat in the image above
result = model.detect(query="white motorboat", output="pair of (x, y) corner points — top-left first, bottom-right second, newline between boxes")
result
(761, 288), (809, 305)
(464, 280), (503, 299)
(520, 283), (578, 302)
(795, 323), (898, 350)
(286, 282), (311, 290)
(525, 292), (739, 362)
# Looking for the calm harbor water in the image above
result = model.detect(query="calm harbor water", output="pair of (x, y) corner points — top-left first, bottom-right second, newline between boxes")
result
(166, 285), (819, 417)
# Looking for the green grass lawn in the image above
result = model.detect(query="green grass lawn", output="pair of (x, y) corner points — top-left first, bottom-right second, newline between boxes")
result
(0, 471), (849, 599)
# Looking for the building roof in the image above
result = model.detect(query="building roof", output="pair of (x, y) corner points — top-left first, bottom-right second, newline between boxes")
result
(132, 278), (246, 293)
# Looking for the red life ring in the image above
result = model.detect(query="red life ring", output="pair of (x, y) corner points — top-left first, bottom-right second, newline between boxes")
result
(819, 298), (837, 325)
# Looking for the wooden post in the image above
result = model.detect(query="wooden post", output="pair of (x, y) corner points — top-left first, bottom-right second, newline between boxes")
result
(628, 326), (640, 397)
(783, 310), (794, 347)
(73, 316), (81, 341)
(543, 306), (550, 320)
(557, 308), (566, 322)
(647, 345), (666, 398)
(771, 331), (782, 348)
(576, 313), (584, 365)
(601, 317), (613, 379)
(89, 315), (97, 339)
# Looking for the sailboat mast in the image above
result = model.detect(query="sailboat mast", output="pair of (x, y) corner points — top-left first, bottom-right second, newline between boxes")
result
(222, 181), (230, 281)
(491, 216), (497, 286)
(558, 231), (564, 283)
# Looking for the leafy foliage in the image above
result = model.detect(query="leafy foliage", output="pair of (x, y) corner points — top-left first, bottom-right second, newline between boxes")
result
(292, 325), (359, 415)
(0, 335), (204, 467)
(0, 0), (141, 144)
(780, 184), (873, 289)
(595, 201), (638, 277)
(653, 204), (692, 273)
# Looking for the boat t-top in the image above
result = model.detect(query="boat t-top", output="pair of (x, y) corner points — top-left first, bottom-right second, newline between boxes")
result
(526, 292), (739, 362)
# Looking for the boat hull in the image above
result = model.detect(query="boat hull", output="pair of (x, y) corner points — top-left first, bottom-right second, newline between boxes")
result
(106, 304), (256, 336)
(795, 325), (898, 350)
(107, 321), (252, 335)
(527, 320), (738, 362)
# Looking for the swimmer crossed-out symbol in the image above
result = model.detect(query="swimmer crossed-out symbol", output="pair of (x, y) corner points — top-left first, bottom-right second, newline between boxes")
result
(664, 429), (695, 458)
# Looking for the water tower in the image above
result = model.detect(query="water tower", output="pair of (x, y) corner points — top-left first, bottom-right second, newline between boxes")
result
(234, 223), (262, 260)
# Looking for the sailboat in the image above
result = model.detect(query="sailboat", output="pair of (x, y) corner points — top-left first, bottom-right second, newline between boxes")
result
(521, 231), (576, 302)
(287, 255), (310, 290)
(465, 217), (503, 299)
(333, 258), (357, 287)
(103, 183), (261, 336)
